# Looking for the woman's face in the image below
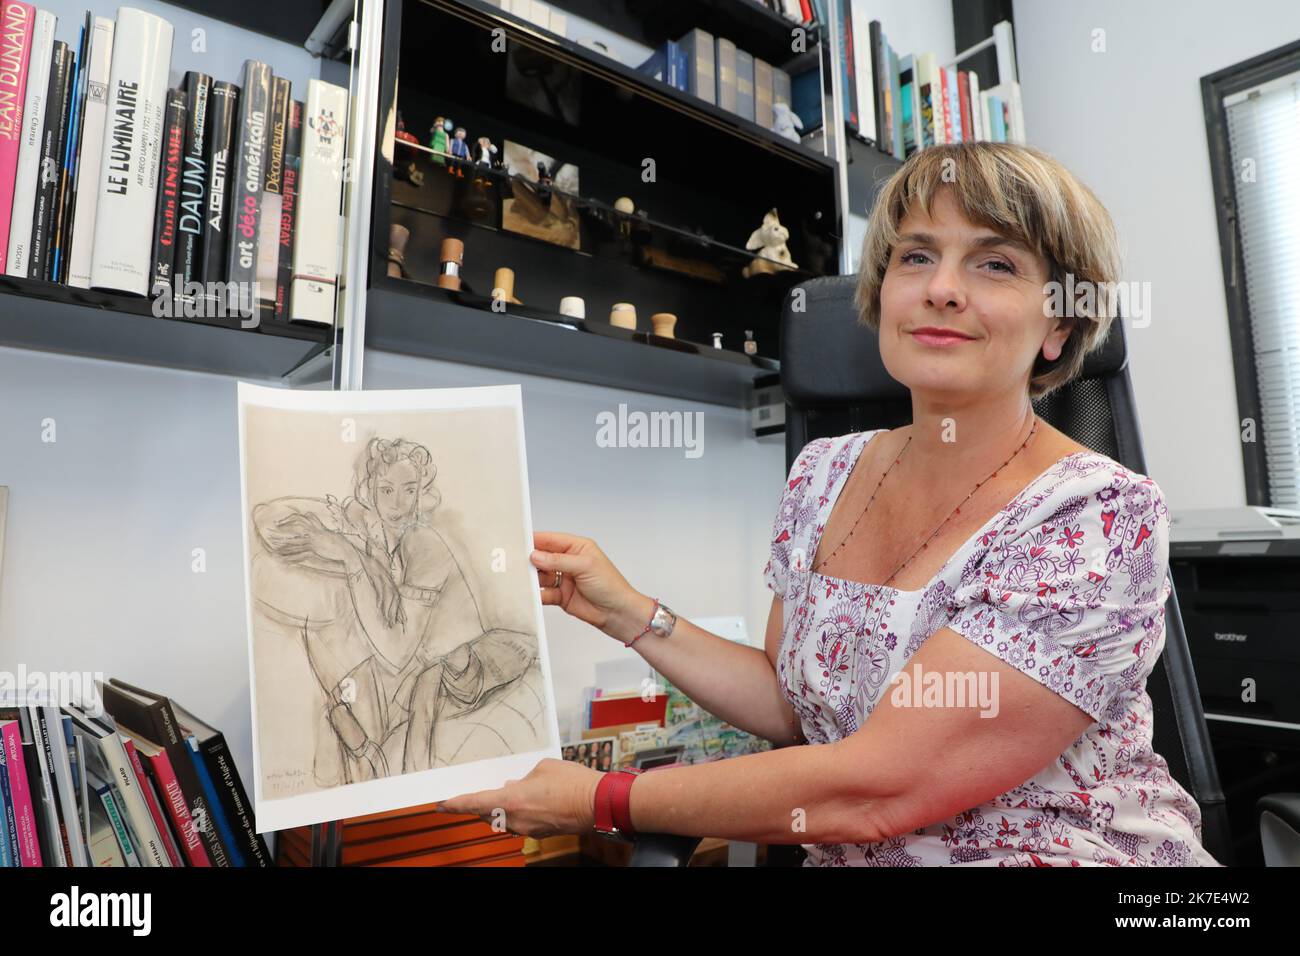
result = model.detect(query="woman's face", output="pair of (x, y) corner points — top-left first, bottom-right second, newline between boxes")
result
(878, 188), (1068, 398)
(374, 459), (420, 527)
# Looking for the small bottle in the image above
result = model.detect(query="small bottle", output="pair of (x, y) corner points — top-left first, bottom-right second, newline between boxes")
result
(743, 330), (757, 355)
(711, 332), (723, 349)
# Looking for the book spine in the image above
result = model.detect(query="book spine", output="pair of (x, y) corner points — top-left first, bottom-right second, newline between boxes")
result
(122, 738), (181, 867)
(142, 745), (210, 866)
(715, 37), (736, 113)
(175, 70), (209, 300)
(0, 1), (35, 269)
(753, 57), (772, 130)
(51, 19), (87, 283)
(0, 723), (34, 864)
(96, 783), (140, 866)
(0, 728), (15, 866)
(66, 16), (112, 288)
(185, 734), (243, 866)
(33, 707), (71, 865)
(225, 59), (269, 316)
(28, 41), (69, 280)
(289, 78), (347, 326)
(957, 70), (971, 144)
(197, 80), (237, 298)
(274, 98), (300, 322)
(148, 86), (185, 296)
(256, 74), (288, 315)
(199, 732), (270, 867)
(89, 7), (175, 295)
(734, 48), (754, 123)
(5, 8), (51, 277)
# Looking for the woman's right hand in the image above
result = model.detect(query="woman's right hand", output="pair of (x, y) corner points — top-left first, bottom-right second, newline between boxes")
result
(531, 532), (655, 645)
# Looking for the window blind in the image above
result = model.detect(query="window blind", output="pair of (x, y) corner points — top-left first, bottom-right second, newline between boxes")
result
(1224, 71), (1300, 507)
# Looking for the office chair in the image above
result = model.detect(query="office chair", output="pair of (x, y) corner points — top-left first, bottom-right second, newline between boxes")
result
(629, 274), (1300, 867)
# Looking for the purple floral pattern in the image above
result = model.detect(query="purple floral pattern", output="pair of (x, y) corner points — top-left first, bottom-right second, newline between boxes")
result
(762, 431), (1222, 867)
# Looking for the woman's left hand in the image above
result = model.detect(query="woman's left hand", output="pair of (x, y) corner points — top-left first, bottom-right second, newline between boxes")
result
(433, 758), (603, 838)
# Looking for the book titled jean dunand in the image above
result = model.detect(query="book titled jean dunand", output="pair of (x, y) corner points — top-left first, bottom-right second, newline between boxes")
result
(6, 7), (53, 277)
(0, 1), (35, 269)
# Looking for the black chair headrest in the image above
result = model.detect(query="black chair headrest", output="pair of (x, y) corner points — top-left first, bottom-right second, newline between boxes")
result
(780, 275), (1129, 406)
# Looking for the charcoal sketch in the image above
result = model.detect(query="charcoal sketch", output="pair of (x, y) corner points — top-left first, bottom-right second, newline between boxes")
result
(239, 385), (558, 830)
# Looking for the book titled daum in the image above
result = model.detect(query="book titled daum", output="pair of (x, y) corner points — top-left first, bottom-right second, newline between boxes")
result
(89, 6), (173, 296)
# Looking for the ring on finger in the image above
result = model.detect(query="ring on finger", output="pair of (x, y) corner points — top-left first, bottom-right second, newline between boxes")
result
(554, 570), (562, 589)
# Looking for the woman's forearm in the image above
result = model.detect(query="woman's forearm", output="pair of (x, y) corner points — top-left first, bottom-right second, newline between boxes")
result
(613, 595), (802, 747)
(626, 738), (886, 846)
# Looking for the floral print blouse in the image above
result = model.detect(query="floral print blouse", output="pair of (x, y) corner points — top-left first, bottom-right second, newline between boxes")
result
(763, 430), (1221, 867)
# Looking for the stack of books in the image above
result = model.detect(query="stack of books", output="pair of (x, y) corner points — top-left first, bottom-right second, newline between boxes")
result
(0, 678), (270, 867)
(841, 8), (1026, 159)
(0, 3), (348, 326)
(636, 27), (795, 137)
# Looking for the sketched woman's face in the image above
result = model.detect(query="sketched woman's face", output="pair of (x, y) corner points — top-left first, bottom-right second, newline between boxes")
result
(374, 459), (421, 528)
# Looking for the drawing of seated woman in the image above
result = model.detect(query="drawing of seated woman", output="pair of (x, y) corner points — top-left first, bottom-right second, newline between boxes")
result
(251, 437), (542, 787)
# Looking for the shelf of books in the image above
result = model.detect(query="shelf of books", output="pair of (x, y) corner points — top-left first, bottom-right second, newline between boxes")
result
(0, 1), (360, 383)
(837, 10), (1026, 160)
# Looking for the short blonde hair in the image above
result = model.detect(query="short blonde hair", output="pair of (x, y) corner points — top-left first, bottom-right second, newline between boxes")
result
(854, 142), (1122, 399)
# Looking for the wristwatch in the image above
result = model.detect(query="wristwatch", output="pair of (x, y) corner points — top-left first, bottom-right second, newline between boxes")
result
(648, 601), (677, 638)
(593, 767), (642, 842)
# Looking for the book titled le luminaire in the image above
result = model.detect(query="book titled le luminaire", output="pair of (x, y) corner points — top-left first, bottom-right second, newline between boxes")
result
(89, 6), (174, 296)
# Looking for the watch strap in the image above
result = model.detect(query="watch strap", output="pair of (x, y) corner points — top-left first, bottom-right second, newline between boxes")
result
(594, 767), (641, 840)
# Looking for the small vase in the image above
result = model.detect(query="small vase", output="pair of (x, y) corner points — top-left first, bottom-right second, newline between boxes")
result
(650, 312), (677, 338)
(610, 303), (637, 330)
(388, 224), (410, 278)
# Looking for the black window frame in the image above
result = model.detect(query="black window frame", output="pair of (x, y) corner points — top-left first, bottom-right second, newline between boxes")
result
(1201, 38), (1300, 507)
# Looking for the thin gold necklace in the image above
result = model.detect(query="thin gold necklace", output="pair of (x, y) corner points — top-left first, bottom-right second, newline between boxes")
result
(813, 415), (1041, 587)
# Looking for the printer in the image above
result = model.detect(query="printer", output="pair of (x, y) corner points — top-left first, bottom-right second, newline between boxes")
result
(1169, 506), (1300, 730)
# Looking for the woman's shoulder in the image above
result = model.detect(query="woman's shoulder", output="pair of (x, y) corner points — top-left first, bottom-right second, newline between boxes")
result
(1003, 445), (1169, 539)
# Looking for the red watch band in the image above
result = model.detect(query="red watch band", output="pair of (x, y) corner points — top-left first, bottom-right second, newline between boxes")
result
(594, 768), (641, 839)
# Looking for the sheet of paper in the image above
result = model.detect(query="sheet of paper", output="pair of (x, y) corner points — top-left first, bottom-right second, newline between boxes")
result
(237, 382), (560, 832)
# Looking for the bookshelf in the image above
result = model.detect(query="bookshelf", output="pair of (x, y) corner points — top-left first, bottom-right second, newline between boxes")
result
(0, 0), (362, 385)
(361, 0), (843, 404)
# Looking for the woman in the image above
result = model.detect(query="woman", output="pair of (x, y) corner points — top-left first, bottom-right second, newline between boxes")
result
(254, 437), (538, 784)
(435, 142), (1220, 866)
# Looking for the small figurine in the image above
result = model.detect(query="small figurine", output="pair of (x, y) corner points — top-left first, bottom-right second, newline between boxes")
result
(711, 332), (724, 349)
(742, 208), (798, 278)
(743, 330), (757, 355)
(448, 126), (472, 177)
(429, 116), (451, 165)
(772, 102), (803, 144)
(394, 113), (423, 186)
(473, 136), (498, 187)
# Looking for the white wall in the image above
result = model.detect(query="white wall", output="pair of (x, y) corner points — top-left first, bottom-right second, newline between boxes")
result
(1011, 0), (1300, 509)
